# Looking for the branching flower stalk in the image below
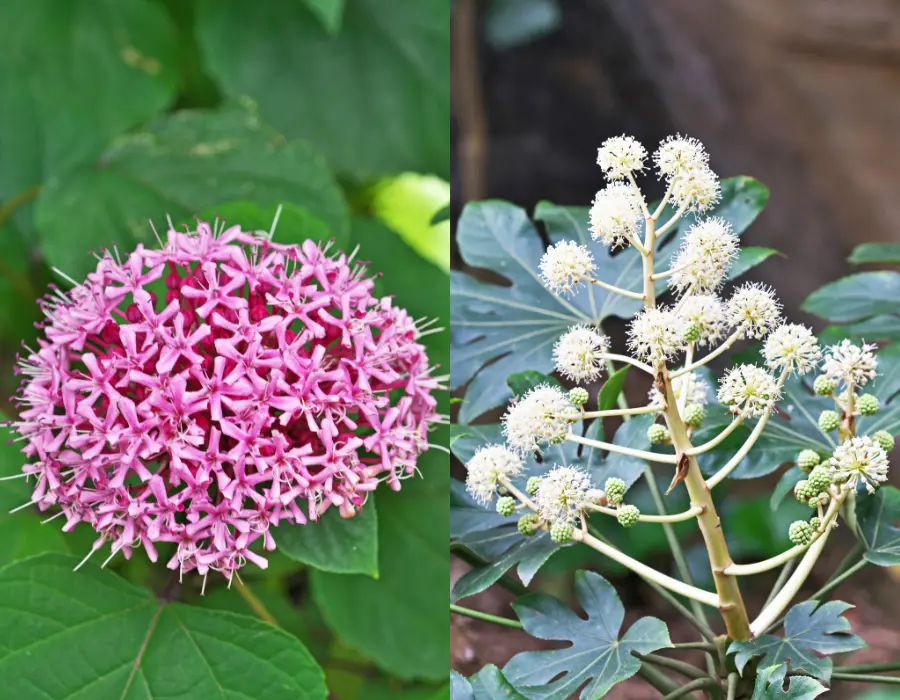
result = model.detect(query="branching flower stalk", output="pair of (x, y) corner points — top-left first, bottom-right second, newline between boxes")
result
(463, 134), (893, 650)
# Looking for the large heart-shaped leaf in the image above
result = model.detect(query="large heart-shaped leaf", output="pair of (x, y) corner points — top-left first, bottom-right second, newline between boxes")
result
(275, 502), (378, 577)
(35, 105), (349, 280)
(504, 570), (671, 699)
(856, 485), (900, 566)
(0, 554), (326, 698)
(452, 177), (769, 422)
(751, 665), (827, 700)
(729, 600), (866, 681)
(0, 0), (177, 237)
(803, 271), (900, 324)
(197, 0), (449, 178)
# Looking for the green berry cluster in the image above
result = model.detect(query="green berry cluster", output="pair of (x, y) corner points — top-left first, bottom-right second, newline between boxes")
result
(496, 496), (516, 517)
(809, 516), (822, 532)
(526, 476), (542, 496)
(858, 394), (880, 416)
(796, 449), (821, 474)
(518, 514), (540, 537)
(818, 410), (840, 433)
(794, 480), (817, 503)
(550, 521), (574, 543)
(684, 324), (701, 343)
(647, 423), (670, 445)
(616, 504), (640, 528)
(788, 520), (813, 546)
(814, 375), (837, 396)
(807, 466), (832, 493)
(683, 403), (707, 428)
(874, 430), (895, 452)
(604, 477), (627, 506)
(569, 387), (589, 407)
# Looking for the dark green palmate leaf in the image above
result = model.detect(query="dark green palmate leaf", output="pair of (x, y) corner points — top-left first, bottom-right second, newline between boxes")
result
(451, 671), (474, 700)
(275, 502), (378, 577)
(197, 0), (450, 178)
(803, 271), (900, 326)
(856, 485), (900, 566)
(504, 570), (671, 699)
(0, 0), (178, 237)
(451, 177), (770, 422)
(751, 665), (827, 700)
(469, 665), (526, 700)
(848, 243), (900, 265)
(0, 554), (326, 699)
(506, 370), (563, 396)
(729, 601), (866, 682)
(35, 104), (349, 280)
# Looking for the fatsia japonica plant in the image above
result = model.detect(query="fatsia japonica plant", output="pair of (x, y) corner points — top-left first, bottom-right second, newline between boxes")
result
(450, 135), (900, 698)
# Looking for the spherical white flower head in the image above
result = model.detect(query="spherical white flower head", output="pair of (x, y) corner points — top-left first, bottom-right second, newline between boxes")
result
(649, 372), (710, 407)
(763, 323), (821, 375)
(539, 240), (596, 296)
(536, 465), (593, 525)
(597, 135), (647, 180)
(727, 283), (782, 339)
(669, 218), (739, 293)
(465, 445), (524, 505)
(829, 436), (889, 494)
(822, 339), (878, 388)
(718, 364), (781, 417)
(553, 325), (610, 382)
(628, 306), (687, 365)
(679, 294), (728, 346)
(654, 135), (709, 179)
(589, 182), (643, 249)
(669, 165), (720, 213)
(502, 384), (576, 453)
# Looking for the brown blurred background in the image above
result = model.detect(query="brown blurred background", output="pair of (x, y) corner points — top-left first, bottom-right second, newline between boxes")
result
(450, 1), (900, 696)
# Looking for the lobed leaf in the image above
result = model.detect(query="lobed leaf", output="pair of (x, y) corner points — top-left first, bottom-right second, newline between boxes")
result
(856, 485), (900, 566)
(802, 271), (900, 324)
(751, 664), (827, 700)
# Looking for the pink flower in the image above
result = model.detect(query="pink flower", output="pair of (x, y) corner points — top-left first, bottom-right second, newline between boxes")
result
(12, 223), (441, 585)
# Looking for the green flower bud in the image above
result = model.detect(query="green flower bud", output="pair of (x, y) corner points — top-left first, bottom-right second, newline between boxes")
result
(794, 479), (817, 503)
(874, 430), (895, 452)
(807, 466), (832, 493)
(683, 403), (707, 428)
(858, 394), (880, 416)
(569, 387), (590, 407)
(496, 496), (516, 517)
(808, 493), (829, 508)
(814, 375), (837, 396)
(550, 521), (574, 543)
(526, 476), (542, 496)
(789, 520), (813, 546)
(796, 449), (821, 473)
(684, 324), (702, 343)
(809, 516), (822, 532)
(616, 504), (641, 528)
(518, 514), (540, 537)
(818, 410), (840, 433)
(647, 423), (670, 445)
(604, 477), (627, 506)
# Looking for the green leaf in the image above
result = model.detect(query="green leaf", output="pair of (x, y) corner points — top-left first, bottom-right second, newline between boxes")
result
(729, 600), (866, 681)
(451, 671), (474, 700)
(802, 271), (900, 324)
(35, 104), (349, 281)
(751, 664), (827, 700)
(275, 502), (378, 577)
(197, 0), (450, 178)
(729, 246), (781, 281)
(504, 570), (671, 699)
(506, 370), (562, 397)
(848, 243), (900, 265)
(484, 0), (562, 50)
(302, 0), (345, 34)
(312, 451), (448, 682)
(469, 665), (526, 699)
(0, 554), (327, 699)
(856, 485), (900, 566)
(195, 200), (343, 250)
(452, 177), (769, 422)
(598, 366), (629, 411)
(770, 466), (804, 511)
(820, 317), (900, 344)
(0, 0), (178, 235)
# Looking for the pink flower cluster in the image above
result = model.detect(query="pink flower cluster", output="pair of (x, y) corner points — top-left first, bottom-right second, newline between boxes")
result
(12, 223), (440, 583)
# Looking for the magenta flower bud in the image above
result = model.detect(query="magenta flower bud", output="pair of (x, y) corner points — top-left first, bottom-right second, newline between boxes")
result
(12, 223), (441, 585)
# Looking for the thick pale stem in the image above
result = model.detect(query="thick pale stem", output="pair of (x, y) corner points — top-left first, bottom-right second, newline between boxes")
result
(497, 475), (537, 511)
(589, 277), (645, 300)
(585, 503), (703, 523)
(677, 344), (694, 414)
(600, 353), (654, 374)
(686, 417), (745, 456)
(566, 432), (678, 464)
(581, 405), (661, 419)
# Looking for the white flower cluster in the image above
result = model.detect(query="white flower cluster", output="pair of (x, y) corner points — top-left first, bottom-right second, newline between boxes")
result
(655, 135), (719, 212)
(821, 339), (878, 388)
(717, 364), (781, 416)
(503, 385), (577, 453)
(464, 445), (524, 505)
(596, 135), (647, 180)
(589, 182), (643, 248)
(535, 465), (593, 525)
(628, 307), (688, 365)
(727, 283), (782, 339)
(539, 240), (596, 295)
(553, 325), (610, 382)
(763, 323), (821, 375)
(669, 218), (739, 294)
(650, 372), (710, 408)
(829, 436), (889, 494)
(679, 294), (728, 346)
